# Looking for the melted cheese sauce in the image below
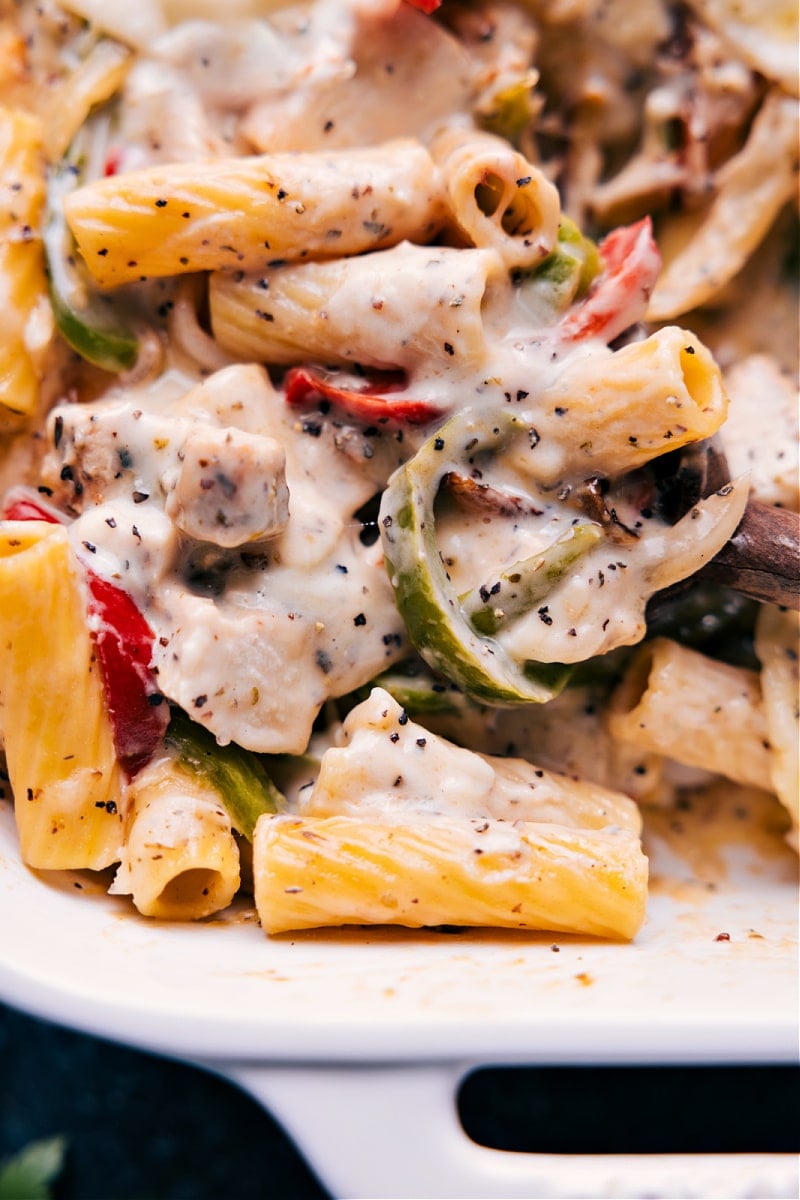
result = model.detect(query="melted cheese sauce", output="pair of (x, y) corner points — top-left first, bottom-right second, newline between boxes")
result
(11, 0), (796, 776)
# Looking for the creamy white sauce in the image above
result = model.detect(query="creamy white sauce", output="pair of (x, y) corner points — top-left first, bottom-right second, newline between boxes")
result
(42, 362), (413, 752)
(31, 0), (760, 756)
(303, 686), (642, 834)
(42, 263), (746, 747)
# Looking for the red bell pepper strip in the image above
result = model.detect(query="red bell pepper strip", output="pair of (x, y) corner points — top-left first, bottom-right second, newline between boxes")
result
(2, 487), (66, 525)
(83, 572), (169, 777)
(285, 366), (440, 426)
(2, 488), (168, 777)
(404, 0), (442, 11)
(104, 146), (123, 177)
(559, 217), (661, 345)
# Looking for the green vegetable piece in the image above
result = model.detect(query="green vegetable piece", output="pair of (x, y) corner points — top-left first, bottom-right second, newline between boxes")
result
(516, 217), (602, 325)
(354, 665), (470, 716)
(380, 410), (581, 705)
(462, 522), (604, 637)
(165, 709), (284, 841)
(558, 215), (603, 295)
(565, 643), (634, 688)
(339, 661), (471, 720)
(45, 147), (138, 373)
(478, 72), (538, 146)
(0, 1137), (67, 1200)
(260, 751), (321, 801)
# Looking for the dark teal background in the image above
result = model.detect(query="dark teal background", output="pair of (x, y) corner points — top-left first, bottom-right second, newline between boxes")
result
(0, 1003), (330, 1199)
(1, 1001), (798, 1198)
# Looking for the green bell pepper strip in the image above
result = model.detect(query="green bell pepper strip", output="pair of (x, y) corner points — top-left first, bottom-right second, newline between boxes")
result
(478, 71), (539, 146)
(344, 663), (471, 717)
(514, 217), (602, 326)
(380, 409), (602, 705)
(461, 522), (604, 637)
(165, 708), (285, 841)
(45, 136), (139, 372)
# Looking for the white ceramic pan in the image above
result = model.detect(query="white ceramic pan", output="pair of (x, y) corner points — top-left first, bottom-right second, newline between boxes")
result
(0, 788), (797, 1199)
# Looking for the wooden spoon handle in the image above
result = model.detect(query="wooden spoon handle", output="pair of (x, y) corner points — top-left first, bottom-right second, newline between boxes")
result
(697, 500), (800, 610)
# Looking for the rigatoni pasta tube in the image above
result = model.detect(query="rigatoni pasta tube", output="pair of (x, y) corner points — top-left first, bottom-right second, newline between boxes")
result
(608, 637), (772, 789)
(755, 605), (800, 850)
(109, 753), (240, 920)
(309, 746), (643, 833)
(518, 325), (728, 484)
(302, 686), (642, 834)
(430, 125), (560, 270)
(64, 138), (448, 287)
(253, 813), (647, 939)
(210, 242), (498, 371)
(0, 521), (124, 870)
(0, 106), (49, 423)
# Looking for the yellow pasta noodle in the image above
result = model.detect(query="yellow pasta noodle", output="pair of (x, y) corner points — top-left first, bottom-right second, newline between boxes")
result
(0, 521), (124, 870)
(430, 125), (560, 270)
(302, 686), (643, 834)
(42, 38), (131, 164)
(210, 241), (498, 371)
(109, 752), (240, 920)
(64, 138), (448, 287)
(755, 605), (800, 850)
(608, 637), (772, 789)
(0, 0), (793, 940)
(0, 22), (27, 108)
(309, 747), (643, 832)
(0, 105), (49, 424)
(253, 813), (647, 939)
(513, 325), (729, 484)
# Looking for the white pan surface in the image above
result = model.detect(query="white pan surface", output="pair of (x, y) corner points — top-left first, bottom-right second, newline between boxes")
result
(0, 788), (796, 1067)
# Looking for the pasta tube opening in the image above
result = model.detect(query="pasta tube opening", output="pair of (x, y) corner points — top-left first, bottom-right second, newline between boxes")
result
(431, 126), (560, 272)
(155, 867), (233, 916)
(678, 341), (717, 415)
(523, 326), (730, 483)
(110, 755), (240, 920)
(474, 172), (543, 240)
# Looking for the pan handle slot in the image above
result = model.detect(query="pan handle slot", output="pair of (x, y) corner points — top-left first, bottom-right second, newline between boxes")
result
(459, 1064), (800, 1155)
(221, 1061), (799, 1199)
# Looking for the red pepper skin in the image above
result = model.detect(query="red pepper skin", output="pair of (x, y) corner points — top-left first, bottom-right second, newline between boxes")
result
(2, 488), (65, 524)
(104, 147), (123, 177)
(84, 572), (169, 777)
(285, 366), (439, 426)
(404, 0), (442, 11)
(2, 489), (167, 777)
(559, 218), (661, 345)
